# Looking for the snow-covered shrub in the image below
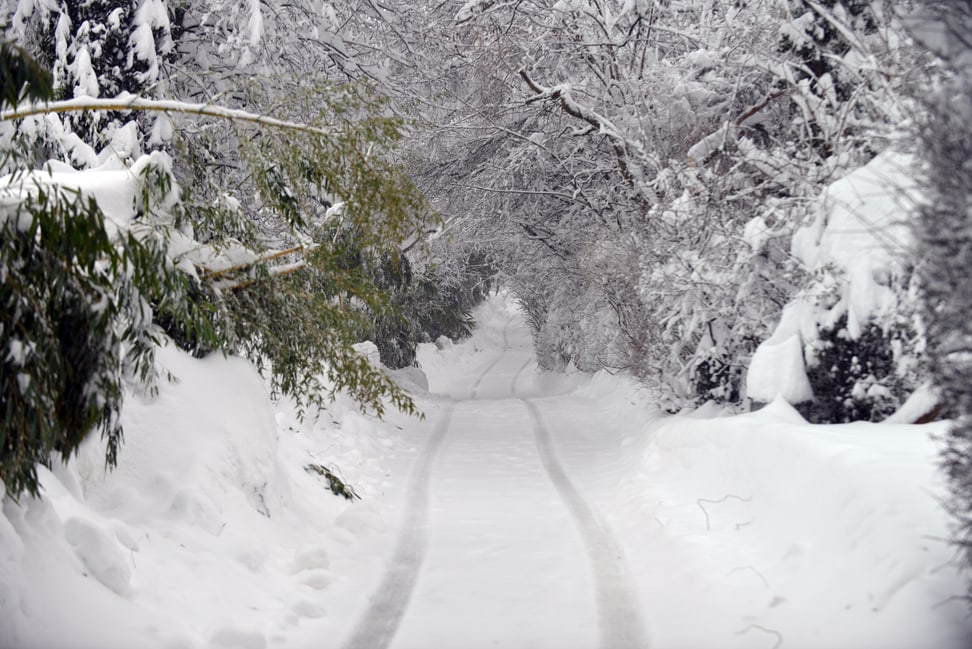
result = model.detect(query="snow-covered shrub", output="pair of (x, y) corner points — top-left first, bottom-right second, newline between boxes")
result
(912, 0), (972, 610)
(0, 164), (212, 498)
(801, 316), (913, 423)
(747, 147), (926, 420)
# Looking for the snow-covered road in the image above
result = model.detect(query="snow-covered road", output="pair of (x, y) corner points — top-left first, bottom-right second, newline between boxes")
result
(331, 301), (968, 649)
(2, 296), (967, 649)
(341, 317), (648, 649)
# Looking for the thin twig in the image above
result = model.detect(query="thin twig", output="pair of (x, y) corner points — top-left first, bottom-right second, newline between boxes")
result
(728, 565), (769, 588)
(736, 624), (783, 649)
(697, 494), (752, 531)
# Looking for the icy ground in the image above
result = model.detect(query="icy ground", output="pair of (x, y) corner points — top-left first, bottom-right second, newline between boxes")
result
(1, 297), (969, 648)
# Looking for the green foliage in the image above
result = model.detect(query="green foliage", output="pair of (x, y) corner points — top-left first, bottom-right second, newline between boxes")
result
(0, 40), (54, 108)
(0, 180), (214, 498)
(0, 53), (432, 497)
(337, 241), (479, 370)
(305, 463), (361, 501)
(192, 84), (432, 416)
(218, 262), (418, 419)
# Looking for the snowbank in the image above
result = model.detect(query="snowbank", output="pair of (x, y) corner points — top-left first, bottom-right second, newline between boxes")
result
(1, 295), (966, 649)
(617, 400), (968, 649)
(0, 343), (407, 649)
(791, 151), (915, 339)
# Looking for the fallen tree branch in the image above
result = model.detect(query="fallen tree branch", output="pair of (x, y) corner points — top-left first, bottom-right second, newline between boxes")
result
(200, 244), (308, 281)
(213, 259), (309, 292)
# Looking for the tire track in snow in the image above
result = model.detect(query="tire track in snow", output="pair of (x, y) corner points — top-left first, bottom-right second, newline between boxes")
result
(510, 358), (533, 397)
(470, 317), (515, 399)
(341, 318), (517, 649)
(523, 399), (650, 649)
(338, 405), (454, 649)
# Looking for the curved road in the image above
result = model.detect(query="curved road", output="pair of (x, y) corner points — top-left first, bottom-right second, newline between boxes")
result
(341, 316), (649, 649)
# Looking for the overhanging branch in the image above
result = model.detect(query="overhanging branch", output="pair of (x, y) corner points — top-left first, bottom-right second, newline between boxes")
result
(518, 68), (656, 206)
(1, 96), (334, 138)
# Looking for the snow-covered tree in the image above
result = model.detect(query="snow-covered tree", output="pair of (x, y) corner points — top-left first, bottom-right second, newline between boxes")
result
(395, 0), (928, 417)
(0, 5), (433, 497)
(4, 0), (172, 149)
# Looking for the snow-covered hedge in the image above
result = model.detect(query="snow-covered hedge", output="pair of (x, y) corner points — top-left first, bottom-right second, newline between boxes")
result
(748, 152), (925, 422)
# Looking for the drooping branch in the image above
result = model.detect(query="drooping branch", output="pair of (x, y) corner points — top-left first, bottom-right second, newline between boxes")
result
(213, 259), (309, 292)
(518, 68), (657, 206)
(200, 244), (310, 281)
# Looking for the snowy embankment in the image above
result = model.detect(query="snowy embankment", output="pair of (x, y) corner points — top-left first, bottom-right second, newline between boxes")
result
(1, 296), (969, 648)
(608, 399), (968, 648)
(0, 341), (411, 649)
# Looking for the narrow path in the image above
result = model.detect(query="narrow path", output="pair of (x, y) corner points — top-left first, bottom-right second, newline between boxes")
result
(340, 315), (649, 648)
(470, 316), (513, 399)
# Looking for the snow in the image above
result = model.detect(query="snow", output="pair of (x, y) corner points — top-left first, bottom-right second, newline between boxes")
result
(71, 46), (100, 99)
(1, 341), (405, 649)
(793, 151), (916, 339)
(1, 167), (136, 236)
(746, 302), (815, 404)
(742, 215), (772, 254)
(748, 151), (920, 404)
(5, 339), (33, 367)
(884, 382), (940, 425)
(687, 121), (730, 166)
(0, 151), (285, 285)
(0, 297), (968, 648)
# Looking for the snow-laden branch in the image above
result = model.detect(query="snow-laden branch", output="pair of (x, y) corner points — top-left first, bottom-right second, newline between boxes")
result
(518, 68), (657, 206)
(804, 1), (868, 56)
(200, 244), (312, 281)
(686, 88), (791, 168)
(0, 95), (333, 138)
(213, 258), (309, 292)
